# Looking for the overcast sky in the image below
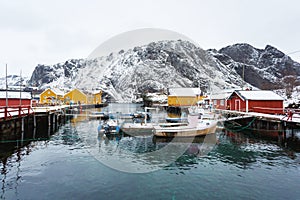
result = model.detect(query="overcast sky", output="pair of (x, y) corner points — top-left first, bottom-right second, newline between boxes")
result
(1, 0), (300, 77)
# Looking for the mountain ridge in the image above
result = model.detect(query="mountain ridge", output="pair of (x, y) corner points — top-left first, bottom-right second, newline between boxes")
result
(2, 40), (300, 102)
(27, 40), (250, 102)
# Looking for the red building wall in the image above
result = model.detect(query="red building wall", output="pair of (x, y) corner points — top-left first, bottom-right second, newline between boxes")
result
(228, 95), (246, 112)
(248, 100), (283, 114)
(0, 99), (31, 107)
(212, 99), (227, 110)
(227, 95), (283, 114)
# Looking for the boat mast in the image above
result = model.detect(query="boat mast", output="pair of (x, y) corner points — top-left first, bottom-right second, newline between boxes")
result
(20, 70), (22, 106)
(144, 107), (147, 125)
(5, 64), (8, 107)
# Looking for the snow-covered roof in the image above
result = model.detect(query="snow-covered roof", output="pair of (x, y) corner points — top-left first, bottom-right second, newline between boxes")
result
(0, 91), (31, 99)
(64, 88), (87, 97)
(232, 90), (284, 101)
(211, 92), (232, 100)
(51, 88), (64, 96)
(92, 90), (102, 95)
(169, 88), (201, 97)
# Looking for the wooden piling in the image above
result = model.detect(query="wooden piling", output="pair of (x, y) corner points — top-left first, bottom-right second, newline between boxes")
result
(21, 117), (24, 133)
(33, 115), (36, 128)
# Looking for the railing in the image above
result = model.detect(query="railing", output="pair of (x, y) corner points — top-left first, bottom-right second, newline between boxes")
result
(0, 106), (33, 120)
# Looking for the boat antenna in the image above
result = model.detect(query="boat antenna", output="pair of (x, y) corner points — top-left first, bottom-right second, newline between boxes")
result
(5, 64), (8, 107)
(20, 70), (22, 106)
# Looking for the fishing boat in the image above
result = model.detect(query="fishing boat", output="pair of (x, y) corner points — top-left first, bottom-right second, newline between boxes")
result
(121, 121), (154, 136)
(97, 114), (121, 135)
(89, 111), (109, 120)
(165, 112), (188, 123)
(121, 121), (189, 136)
(132, 111), (152, 119)
(119, 113), (134, 119)
(153, 114), (217, 137)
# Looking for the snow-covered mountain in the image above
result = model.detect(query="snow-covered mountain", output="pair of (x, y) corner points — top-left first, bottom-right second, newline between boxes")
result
(209, 43), (300, 89)
(0, 75), (29, 90)
(2, 40), (300, 103)
(27, 40), (250, 102)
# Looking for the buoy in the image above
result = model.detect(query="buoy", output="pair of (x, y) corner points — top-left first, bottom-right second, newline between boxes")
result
(116, 125), (120, 133)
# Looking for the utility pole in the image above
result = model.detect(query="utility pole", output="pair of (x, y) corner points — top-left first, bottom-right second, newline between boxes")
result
(242, 65), (245, 81)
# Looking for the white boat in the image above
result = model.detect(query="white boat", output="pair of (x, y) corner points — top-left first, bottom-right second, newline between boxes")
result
(89, 111), (108, 120)
(153, 114), (217, 137)
(121, 122), (154, 136)
(165, 112), (188, 123)
(98, 117), (121, 135)
(121, 120), (188, 136)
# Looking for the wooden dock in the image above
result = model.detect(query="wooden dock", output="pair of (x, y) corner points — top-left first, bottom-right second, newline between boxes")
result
(0, 104), (107, 143)
(217, 109), (300, 142)
(217, 109), (300, 124)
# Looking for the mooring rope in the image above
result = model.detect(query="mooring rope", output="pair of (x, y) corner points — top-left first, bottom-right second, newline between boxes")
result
(225, 117), (257, 132)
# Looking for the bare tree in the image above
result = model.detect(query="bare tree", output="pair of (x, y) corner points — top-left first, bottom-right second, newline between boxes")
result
(283, 75), (297, 98)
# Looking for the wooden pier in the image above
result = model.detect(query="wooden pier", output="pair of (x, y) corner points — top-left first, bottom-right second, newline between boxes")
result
(0, 104), (107, 143)
(217, 109), (300, 142)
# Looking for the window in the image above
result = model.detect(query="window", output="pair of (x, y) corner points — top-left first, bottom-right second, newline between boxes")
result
(213, 100), (217, 105)
(220, 99), (224, 106)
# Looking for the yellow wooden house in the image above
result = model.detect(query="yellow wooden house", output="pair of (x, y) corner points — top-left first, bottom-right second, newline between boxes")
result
(93, 91), (102, 104)
(40, 88), (64, 105)
(64, 89), (87, 105)
(168, 87), (203, 107)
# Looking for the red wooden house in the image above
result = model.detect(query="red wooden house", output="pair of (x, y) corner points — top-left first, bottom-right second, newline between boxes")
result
(0, 91), (32, 106)
(211, 92), (232, 110)
(227, 90), (284, 114)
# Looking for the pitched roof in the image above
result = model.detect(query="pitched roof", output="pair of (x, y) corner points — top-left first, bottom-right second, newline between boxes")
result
(211, 92), (232, 100)
(169, 88), (201, 97)
(51, 88), (64, 96)
(232, 90), (284, 101)
(64, 88), (86, 97)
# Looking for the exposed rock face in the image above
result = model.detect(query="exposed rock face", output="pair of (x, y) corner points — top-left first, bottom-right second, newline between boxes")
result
(23, 41), (300, 102)
(210, 43), (300, 89)
(27, 40), (247, 102)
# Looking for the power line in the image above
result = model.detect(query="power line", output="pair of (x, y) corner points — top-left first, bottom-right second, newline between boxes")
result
(287, 50), (300, 55)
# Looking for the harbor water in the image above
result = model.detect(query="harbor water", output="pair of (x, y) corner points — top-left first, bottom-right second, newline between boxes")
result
(0, 104), (300, 199)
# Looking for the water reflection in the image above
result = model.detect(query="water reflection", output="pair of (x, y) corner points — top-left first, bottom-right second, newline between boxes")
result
(213, 130), (300, 169)
(0, 104), (300, 198)
(1, 114), (298, 175)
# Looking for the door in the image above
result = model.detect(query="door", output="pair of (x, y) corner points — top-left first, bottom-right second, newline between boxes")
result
(235, 99), (240, 111)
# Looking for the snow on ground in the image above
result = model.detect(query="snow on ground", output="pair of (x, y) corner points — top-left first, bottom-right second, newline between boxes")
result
(146, 93), (167, 103)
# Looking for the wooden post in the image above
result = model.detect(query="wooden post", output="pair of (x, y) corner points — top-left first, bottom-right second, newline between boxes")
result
(55, 114), (58, 130)
(21, 122), (24, 146)
(53, 113), (55, 131)
(266, 120), (269, 130)
(48, 125), (51, 137)
(4, 107), (7, 120)
(48, 113), (51, 127)
(21, 117), (24, 133)
(14, 119), (17, 134)
(33, 114), (36, 128)
(33, 127), (36, 139)
(19, 106), (21, 118)
(283, 121), (287, 141)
